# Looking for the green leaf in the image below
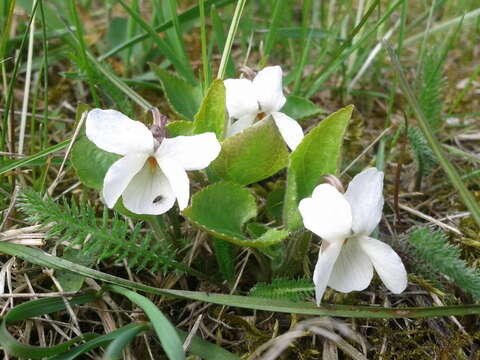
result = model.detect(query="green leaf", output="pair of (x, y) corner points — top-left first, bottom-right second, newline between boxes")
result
(107, 285), (185, 360)
(213, 239), (235, 283)
(118, 0), (195, 83)
(56, 248), (96, 292)
(49, 324), (148, 360)
(0, 286), (237, 360)
(281, 95), (326, 121)
(3, 243), (480, 319)
(283, 105), (353, 231)
(102, 324), (149, 360)
(0, 139), (70, 176)
(183, 181), (288, 247)
(71, 136), (119, 190)
(0, 292), (99, 358)
(4, 291), (99, 323)
(211, 118), (289, 186)
(266, 186), (286, 221)
(151, 64), (202, 121)
(183, 181), (255, 241)
(210, 6), (235, 78)
(177, 329), (240, 360)
(193, 79), (226, 138)
(167, 120), (194, 137)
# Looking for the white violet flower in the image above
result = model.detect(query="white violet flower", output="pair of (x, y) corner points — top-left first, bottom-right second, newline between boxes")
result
(298, 168), (407, 305)
(224, 65), (304, 151)
(86, 109), (221, 215)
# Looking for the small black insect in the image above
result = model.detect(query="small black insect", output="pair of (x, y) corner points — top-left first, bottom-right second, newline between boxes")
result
(152, 195), (164, 204)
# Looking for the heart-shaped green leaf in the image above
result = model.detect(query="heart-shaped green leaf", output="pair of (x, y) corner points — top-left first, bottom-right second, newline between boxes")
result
(211, 118), (289, 186)
(281, 95), (326, 121)
(283, 105), (353, 231)
(183, 181), (288, 247)
(151, 64), (202, 121)
(193, 79), (226, 138)
(71, 136), (120, 190)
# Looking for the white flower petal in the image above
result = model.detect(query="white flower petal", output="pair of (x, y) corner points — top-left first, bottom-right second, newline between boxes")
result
(328, 238), (373, 292)
(86, 109), (154, 155)
(299, 184), (352, 242)
(224, 79), (258, 119)
(102, 153), (149, 208)
(158, 157), (190, 210)
(359, 237), (408, 294)
(313, 241), (343, 305)
(271, 112), (304, 151)
(344, 168), (384, 236)
(226, 114), (257, 137)
(157, 133), (221, 171)
(252, 66), (286, 113)
(122, 163), (176, 215)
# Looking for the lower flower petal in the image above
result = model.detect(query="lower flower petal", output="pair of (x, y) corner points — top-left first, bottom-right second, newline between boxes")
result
(227, 114), (257, 137)
(122, 164), (176, 215)
(359, 237), (408, 294)
(328, 238), (373, 293)
(271, 112), (304, 151)
(158, 157), (190, 210)
(103, 153), (149, 208)
(313, 241), (343, 305)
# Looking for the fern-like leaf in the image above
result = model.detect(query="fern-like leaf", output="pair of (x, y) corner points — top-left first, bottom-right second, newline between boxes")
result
(408, 126), (437, 176)
(249, 278), (314, 301)
(408, 228), (480, 300)
(418, 53), (445, 131)
(17, 189), (181, 275)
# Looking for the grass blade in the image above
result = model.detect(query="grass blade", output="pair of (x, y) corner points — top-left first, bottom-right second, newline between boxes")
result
(98, 0), (235, 61)
(258, 0), (284, 67)
(0, 139), (70, 176)
(117, 0), (195, 84)
(385, 41), (480, 228)
(2, 242), (480, 319)
(217, 0), (247, 79)
(107, 285), (185, 360)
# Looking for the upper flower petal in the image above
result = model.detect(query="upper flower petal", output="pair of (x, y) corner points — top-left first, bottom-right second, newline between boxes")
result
(328, 238), (373, 293)
(102, 153), (149, 208)
(122, 163), (176, 215)
(156, 133), (221, 171)
(271, 112), (304, 151)
(252, 66), (286, 113)
(344, 168), (384, 236)
(224, 78), (259, 119)
(299, 184), (352, 242)
(359, 237), (408, 294)
(226, 114), (257, 137)
(158, 156), (190, 210)
(86, 109), (154, 155)
(313, 241), (343, 305)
